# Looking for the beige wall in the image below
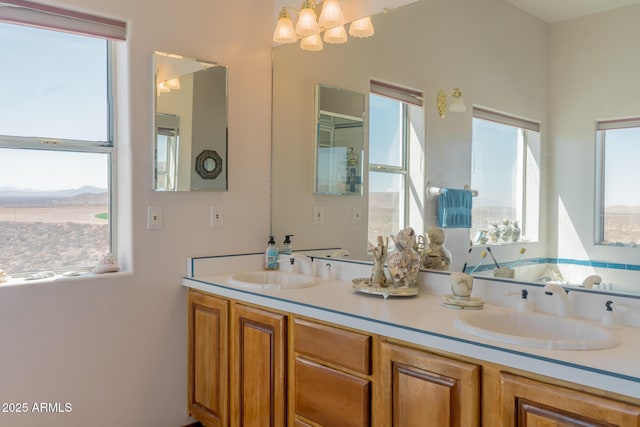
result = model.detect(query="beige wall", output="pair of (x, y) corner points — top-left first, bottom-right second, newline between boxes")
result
(549, 3), (640, 266)
(0, 0), (272, 425)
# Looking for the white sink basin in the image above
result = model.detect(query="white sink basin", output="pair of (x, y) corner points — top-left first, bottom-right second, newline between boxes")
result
(228, 271), (317, 290)
(455, 310), (619, 350)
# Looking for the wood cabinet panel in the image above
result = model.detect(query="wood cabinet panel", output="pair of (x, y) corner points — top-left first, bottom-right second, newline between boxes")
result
(294, 318), (372, 375)
(378, 342), (480, 427)
(188, 290), (228, 427)
(295, 357), (371, 427)
(231, 304), (287, 427)
(501, 372), (640, 427)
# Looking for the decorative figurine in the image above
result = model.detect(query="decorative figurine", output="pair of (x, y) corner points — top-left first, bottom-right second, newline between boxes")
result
(421, 226), (452, 271)
(386, 228), (421, 288)
(370, 235), (388, 286)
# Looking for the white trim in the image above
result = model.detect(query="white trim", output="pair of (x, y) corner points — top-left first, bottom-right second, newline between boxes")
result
(473, 106), (540, 132)
(0, 0), (126, 40)
(370, 79), (423, 106)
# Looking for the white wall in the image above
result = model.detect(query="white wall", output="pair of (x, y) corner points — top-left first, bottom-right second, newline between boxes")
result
(272, 0), (550, 265)
(549, 3), (640, 264)
(0, 0), (273, 425)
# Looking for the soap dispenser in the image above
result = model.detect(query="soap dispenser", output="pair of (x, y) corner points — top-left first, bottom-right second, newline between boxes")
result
(282, 235), (294, 255)
(265, 236), (279, 270)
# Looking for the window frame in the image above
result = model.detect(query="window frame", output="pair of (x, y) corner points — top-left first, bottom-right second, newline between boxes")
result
(595, 117), (640, 245)
(0, 6), (123, 274)
(471, 107), (540, 243)
(368, 79), (424, 247)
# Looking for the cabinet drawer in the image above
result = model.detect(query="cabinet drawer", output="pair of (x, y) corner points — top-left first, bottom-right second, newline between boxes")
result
(294, 318), (371, 374)
(295, 357), (370, 427)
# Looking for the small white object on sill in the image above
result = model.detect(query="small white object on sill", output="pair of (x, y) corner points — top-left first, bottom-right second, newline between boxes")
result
(93, 253), (120, 274)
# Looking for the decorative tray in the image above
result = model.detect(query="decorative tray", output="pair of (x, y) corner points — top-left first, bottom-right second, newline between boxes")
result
(352, 277), (419, 299)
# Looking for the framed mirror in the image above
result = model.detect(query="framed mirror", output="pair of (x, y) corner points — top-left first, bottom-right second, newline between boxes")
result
(315, 84), (365, 195)
(153, 51), (228, 191)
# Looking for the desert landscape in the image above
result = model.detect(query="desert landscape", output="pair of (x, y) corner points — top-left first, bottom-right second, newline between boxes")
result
(0, 189), (109, 274)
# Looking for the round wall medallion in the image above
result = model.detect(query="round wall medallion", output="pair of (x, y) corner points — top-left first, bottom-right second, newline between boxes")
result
(195, 149), (223, 179)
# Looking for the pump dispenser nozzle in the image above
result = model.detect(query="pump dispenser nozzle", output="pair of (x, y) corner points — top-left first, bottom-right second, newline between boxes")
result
(282, 235), (294, 255)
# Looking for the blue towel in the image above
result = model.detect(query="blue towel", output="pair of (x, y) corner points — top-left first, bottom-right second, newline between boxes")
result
(437, 188), (472, 228)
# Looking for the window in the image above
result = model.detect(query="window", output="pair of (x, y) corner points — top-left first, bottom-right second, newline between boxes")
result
(471, 107), (540, 244)
(596, 118), (640, 245)
(0, 2), (126, 276)
(368, 81), (424, 248)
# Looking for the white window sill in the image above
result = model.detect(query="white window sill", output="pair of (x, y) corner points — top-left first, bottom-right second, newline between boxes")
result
(0, 270), (132, 287)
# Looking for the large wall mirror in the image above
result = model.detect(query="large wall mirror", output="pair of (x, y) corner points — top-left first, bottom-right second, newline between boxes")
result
(272, 0), (640, 296)
(154, 52), (228, 191)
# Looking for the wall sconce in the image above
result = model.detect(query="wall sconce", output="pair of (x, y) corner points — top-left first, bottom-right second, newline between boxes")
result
(437, 88), (466, 118)
(273, 0), (374, 51)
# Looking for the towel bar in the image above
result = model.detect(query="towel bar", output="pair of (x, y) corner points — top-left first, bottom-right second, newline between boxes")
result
(425, 182), (478, 201)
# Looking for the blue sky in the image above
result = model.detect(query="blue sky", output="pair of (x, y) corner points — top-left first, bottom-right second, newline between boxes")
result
(0, 22), (108, 191)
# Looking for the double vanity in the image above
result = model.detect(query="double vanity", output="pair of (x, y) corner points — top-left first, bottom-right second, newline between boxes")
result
(183, 253), (640, 426)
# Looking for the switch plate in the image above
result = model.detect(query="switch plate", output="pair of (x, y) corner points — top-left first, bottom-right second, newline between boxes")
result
(210, 205), (224, 227)
(313, 206), (324, 225)
(352, 207), (362, 224)
(147, 206), (162, 230)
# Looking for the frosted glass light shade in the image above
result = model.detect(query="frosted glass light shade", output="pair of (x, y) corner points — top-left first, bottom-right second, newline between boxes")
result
(295, 2), (320, 37)
(157, 81), (170, 93)
(449, 88), (466, 113)
(300, 33), (323, 51)
(273, 9), (297, 44)
(318, 0), (345, 29)
(167, 78), (181, 90)
(349, 16), (374, 38)
(323, 25), (347, 44)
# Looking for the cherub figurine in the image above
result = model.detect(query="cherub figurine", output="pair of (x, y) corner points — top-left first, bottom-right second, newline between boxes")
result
(421, 226), (452, 271)
(371, 235), (388, 286)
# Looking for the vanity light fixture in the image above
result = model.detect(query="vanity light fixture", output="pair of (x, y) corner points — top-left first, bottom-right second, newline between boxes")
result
(272, 0), (374, 51)
(156, 78), (181, 95)
(437, 87), (466, 118)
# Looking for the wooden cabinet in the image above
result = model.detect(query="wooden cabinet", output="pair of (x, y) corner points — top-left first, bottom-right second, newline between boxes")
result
(499, 372), (640, 426)
(292, 318), (373, 427)
(187, 289), (640, 427)
(378, 342), (481, 427)
(188, 290), (229, 427)
(230, 303), (287, 427)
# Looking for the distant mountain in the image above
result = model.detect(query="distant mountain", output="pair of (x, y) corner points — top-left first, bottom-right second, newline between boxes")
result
(0, 185), (107, 199)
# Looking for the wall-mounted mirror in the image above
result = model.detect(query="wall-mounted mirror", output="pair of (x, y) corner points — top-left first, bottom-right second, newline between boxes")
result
(154, 52), (228, 191)
(272, 0), (640, 296)
(315, 84), (365, 195)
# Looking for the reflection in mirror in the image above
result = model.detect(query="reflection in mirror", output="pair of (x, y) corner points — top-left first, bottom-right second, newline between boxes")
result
(154, 52), (228, 191)
(272, 0), (640, 296)
(315, 84), (365, 195)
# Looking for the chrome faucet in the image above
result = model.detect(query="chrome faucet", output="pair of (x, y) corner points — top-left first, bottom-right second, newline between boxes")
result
(543, 283), (571, 317)
(289, 254), (315, 277)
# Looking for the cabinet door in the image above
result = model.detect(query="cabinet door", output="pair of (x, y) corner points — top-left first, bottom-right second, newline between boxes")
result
(378, 342), (480, 427)
(501, 372), (640, 426)
(231, 304), (287, 427)
(188, 290), (229, 427)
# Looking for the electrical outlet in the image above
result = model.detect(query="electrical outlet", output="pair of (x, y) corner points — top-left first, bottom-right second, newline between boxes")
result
(313, 206), (324, 225)
(147, 206), (162, 230)
(210, 205), (224, 227)
(352, 207), (361, 224)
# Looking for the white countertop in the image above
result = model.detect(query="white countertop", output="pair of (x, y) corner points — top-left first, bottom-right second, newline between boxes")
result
(183, 273), (640, 400)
